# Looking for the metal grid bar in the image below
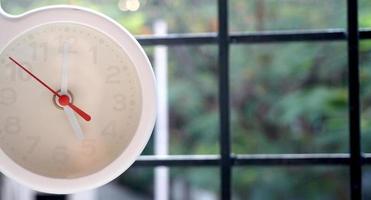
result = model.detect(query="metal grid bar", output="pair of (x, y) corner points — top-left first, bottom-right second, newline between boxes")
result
(134, 155), (220, 166)
(133, 154), (371, 167)
(347, 0), (362, 199)
(136, 33), (217, 45)
(136, 29), (371, 46)
(234, 154), (350, 166)
(217, 0), (231, 199)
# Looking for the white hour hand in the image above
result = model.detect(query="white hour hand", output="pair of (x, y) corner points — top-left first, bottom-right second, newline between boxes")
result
(64, 106), (84, 140)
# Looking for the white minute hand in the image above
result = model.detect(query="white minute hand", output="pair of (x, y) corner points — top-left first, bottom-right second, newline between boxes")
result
(61, 42), (85, 140)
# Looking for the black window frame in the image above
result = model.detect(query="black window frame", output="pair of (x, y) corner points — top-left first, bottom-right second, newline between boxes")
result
(39, 0), (368, 199)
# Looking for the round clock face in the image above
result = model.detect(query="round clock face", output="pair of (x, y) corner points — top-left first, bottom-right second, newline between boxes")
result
(0, 22), (143, 179)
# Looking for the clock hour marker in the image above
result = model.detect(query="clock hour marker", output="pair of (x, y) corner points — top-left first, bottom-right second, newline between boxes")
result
(0, 88), (16, 105)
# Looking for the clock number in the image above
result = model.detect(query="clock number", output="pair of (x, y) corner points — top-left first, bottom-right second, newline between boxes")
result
(102, 121), (116, 137)
(113, 94), (126, 111)
(25, 136), (40, 154)
(6, 62), (32, 82)
(80, 139), (96, 156)
(52, 146), (69, 163)
(106, 66), (121, 84)
(0, 88), (16, 105)
(5, 117), (20, 134)
(57, 36), (78, 54)
(89, 45), (98, 64)
(30, 42), (48, 61)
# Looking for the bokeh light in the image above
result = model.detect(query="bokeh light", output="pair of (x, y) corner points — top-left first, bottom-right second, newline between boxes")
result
(118, 0), (140, 12)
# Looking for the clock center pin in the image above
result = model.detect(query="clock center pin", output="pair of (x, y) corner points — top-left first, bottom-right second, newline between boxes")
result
(53, 90), (74, 109)
(58, 95), (70, 106)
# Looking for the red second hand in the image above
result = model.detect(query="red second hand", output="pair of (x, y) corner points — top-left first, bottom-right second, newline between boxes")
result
(9, 57), (91, 122)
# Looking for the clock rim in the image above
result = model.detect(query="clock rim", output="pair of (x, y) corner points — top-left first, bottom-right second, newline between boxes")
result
(0, 6), (156, 194)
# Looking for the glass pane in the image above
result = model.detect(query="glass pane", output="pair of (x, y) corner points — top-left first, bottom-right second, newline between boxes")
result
(2, 0), (217, 35)
(229, 0), (346, 32)
(233, 166), (349, 200)
(33, 168), (155, 199)
(231, 42), (348, 154)
(167, 46), (218, 155)
(360, 40), (371, 152)
(144, 46), (219, 155)
(170, 167), (219, 200)
(359, 0), (371, 28)
(91, 167), (154, 200)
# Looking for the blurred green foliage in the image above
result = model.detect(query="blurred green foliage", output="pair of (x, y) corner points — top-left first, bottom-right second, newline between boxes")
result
(2, 0), (371, 199)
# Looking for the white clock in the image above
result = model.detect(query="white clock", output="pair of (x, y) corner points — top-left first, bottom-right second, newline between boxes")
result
(0, 5), (156, 194)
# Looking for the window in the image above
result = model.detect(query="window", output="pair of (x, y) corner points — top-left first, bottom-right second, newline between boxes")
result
(0, 0), (370, 199)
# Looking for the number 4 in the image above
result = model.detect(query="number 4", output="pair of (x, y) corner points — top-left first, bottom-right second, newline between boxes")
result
(102, 121), (116, 137)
